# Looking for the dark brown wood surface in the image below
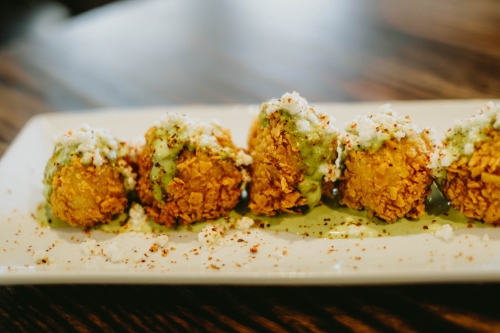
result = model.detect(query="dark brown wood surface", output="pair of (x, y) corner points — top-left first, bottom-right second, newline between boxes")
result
(0, 0), (499, 331)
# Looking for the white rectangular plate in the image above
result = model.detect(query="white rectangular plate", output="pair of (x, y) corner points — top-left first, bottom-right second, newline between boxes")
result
(1, 100), (500, 285)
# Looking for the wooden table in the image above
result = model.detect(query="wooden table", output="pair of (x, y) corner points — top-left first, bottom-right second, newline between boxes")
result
(0, 0), (499, 331)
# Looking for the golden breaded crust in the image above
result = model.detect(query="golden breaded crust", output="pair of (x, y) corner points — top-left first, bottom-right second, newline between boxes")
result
(248, 114), (308, 216)
(442, 128), (500, 223)
(339, 137), (433, 222)
(137, 127), (242, 226)
(50, 156), (127, 227)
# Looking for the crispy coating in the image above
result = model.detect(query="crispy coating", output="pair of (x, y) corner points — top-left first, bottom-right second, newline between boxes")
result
(49, 156), (128, 227)
(339, 136), (433, 222)
(248, 114), (309, 216)
(441, 128), (500, 223)
(137, 127), (243, 226)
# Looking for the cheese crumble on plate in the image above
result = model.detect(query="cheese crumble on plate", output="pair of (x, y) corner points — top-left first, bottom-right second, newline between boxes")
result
(434, 224), (454, 241)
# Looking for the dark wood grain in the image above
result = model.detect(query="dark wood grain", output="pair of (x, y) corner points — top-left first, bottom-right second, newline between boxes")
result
(0, 0), (499, 331)
(0, 284), (499, 332)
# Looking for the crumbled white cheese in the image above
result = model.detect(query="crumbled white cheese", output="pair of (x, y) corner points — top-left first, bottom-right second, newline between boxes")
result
(273, 250), (284, 259)
(104, 242), (125, 263)
(342, 104), (421, 152)
(121, 136), (145, 163)
(266, 91), (310, 116)
(434, 224), (454, 241)
(264, 91), (338, 134)
(235, 150), (253, 166)
(156, 235), (169, 248)
(422, 127), (438, 144)
(482, 234), (491, 242)
(235, 217), (254, 230)
(54, 123), (119, 166)
(129, 203), (146, 221)
(132, 252), (146, 263)
(127, 203), (148, 231)
(348, 225), (366, 237)
(117, 160), (137, 191)
(429, 102), (500, 179)
(318, 163), (341, 182)
(81, 238), (100, 256)
(296, 119), (311, 133)
(34, 250), (55, 264)
(198, 223), (228, 247)
(463, 143), (474, 155)
(335, 145), (343, 169)
(157, 113), (227, 153)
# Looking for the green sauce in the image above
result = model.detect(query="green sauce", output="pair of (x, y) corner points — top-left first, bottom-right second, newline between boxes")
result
(37, 185), (495, 239)
(150, 132), (182, 202)
(445, 131), (484, 156)
(43, 150), (69, 202)
(239, 187), (490, 239)
(298, 176), (321, 207)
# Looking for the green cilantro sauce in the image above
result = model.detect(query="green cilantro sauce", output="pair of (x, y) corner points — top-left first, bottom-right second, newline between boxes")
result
(259, 107), (337, 208)
(37, 179), (493, 239)
(346, 135), (387, 154)
(446, 131), (487, 156)
(149, 127), (185, 203)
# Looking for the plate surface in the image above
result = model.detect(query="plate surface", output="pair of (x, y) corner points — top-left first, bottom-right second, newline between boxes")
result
(1, 100), (500, 285)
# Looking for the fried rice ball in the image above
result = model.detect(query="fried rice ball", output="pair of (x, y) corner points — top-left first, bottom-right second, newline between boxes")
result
(431, 102), (500, 223)
(441, 128), (500, 223)
(338, 105), (434, 222)
(43, 124), (135, 227)
(248, 92), (340, 216)
(49, 156), (127, 226)
(136, 113), (250, 226)
(340, 137), (433, 222)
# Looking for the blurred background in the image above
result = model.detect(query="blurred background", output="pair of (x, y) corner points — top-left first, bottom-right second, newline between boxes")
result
(0, 0), (499, 154)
